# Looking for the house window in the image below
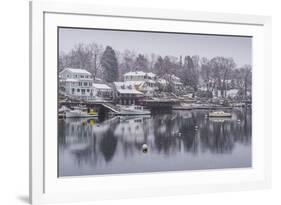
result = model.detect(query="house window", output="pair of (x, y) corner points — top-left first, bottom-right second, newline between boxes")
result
(75, 75), (78, 78)
(89, 82), (92, 86)
(81, 89), (85, 94)
(72, 88), (75, 94)
(81, 75), (84, 78)
(78, 82), (82, 86)
(84, 82), (88, 86)
(77, 89), (80, 92)
(87, 89), (90, 92)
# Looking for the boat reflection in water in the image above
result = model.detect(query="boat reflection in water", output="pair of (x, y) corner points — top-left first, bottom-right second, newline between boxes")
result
(58, 108), (251, 177)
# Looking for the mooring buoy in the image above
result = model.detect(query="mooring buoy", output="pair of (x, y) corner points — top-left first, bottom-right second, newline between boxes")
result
(142, 144), (148, 153)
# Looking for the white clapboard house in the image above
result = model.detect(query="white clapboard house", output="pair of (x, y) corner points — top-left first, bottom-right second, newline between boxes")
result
(59, 68), (94, 100)
(123, 71), (157, 96)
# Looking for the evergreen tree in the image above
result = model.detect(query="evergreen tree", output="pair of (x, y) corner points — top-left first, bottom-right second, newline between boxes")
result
(154, 56), (164, 76)
(101, 46), (119, 82)
(181, 56), (199, 91)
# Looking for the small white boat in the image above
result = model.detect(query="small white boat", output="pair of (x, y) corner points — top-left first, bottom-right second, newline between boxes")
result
(59, 105), (70, 113)
(208, 111), (232, 117)
(209, 118), (232, 123)
(117, 105), (151, 115)
(58, 105), (71, 118)
(65, 108), (98, 118)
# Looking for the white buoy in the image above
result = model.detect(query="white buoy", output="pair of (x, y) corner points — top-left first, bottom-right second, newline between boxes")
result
(142, 144), (148, 153)
(195, 125), (199, 130)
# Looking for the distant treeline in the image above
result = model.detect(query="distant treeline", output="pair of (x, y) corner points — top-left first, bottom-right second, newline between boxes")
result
(59, 42), (252, 98)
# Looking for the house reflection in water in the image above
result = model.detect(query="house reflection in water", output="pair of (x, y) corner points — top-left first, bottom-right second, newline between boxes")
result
(58, 109), (251, 176)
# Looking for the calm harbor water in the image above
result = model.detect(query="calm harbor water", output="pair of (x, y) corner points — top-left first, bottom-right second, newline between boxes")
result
(58, 108), (252, 177)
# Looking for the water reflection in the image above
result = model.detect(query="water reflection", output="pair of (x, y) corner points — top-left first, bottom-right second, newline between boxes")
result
(58, 108), (251, 176)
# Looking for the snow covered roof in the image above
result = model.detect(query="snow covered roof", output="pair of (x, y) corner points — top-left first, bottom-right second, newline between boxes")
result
(60, 78), (78, 82)
(124, 71), (156, 78)
(157, 78), (168, 84)
(170, 74), (180, 81)
(113, 82), (143, 95)
(115, 81), (145, 87)
(126, 81), (145, 86)
(79, 78), (93, 81)
(61, 68), (91, 75)
(226, 89), (239, 97)
(124, 71), (146, 76)
(92, 83), (112, 90)
(117, 89), (143, 94)
(146, 72), (156, 78)
(94, 77), (103, 83)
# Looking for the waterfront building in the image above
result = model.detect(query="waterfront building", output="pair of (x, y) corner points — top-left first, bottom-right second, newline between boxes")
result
(168, 74), (184, 90)
(156, 78), (169, 89)
(156, 75), (184, 92)
(113, 82), (144, 105)
(59, 68), (94, 100)
(123, 71), (157, 96)
(92, 83), (113, 99)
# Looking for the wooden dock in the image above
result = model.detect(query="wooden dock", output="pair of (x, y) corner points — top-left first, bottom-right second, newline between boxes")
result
(172, 106), (234, 110)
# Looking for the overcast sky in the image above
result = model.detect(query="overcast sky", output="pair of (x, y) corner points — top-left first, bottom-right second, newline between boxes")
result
(59, 27), (252, 67)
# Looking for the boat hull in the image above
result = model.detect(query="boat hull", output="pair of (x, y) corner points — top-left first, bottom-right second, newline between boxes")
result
(117, 111), (151, 116)
(65, 111), (98, 118)
(208, 114), (232, 117)
(116, 105), (151, 116)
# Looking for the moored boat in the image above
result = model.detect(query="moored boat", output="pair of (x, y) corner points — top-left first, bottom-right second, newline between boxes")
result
(58, 105), (71, 118)
(65, 108), (98, 118)
(208, 111), (232, 117)
(117, 105), (151, 115)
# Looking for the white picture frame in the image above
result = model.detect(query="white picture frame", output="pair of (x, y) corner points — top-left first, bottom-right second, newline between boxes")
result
(30, 1), (272, 204)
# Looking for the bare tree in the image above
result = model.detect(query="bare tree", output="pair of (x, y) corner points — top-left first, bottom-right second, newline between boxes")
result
(134, 54), (149, 71)
(118, 49), (136, 79)
(192, 55), (200, 71)
(154, 56), (164, 76)
(58, 42), (104, 79)
(149, 53), (156, 71)
(210, 57), (236, 97)
(200, 57), (212, 92)
(71, 43), (93, 70)
(238, 65), (252, 99)
(58, 51), (70, 71)
(88, 43), (104, 79)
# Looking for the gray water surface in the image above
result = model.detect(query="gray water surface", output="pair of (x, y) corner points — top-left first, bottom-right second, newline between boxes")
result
(58, 108), (251, 177)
